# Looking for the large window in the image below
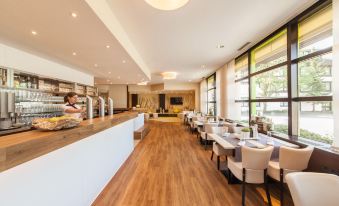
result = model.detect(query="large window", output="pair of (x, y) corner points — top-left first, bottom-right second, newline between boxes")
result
(235, 54), (250, 124)
(251, 30), (287, 73)
(233, 1), (333, 145)
(207, 74), (216, 116)
(296, 4), (333, 144)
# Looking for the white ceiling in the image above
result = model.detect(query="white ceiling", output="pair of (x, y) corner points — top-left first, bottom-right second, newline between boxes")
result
(105, 0), (316, 83)
(0, 0), (149, 85)
(0, 0), (317, 85)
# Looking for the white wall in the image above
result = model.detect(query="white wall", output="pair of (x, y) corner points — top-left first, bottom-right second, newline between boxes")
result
(97, 84), (128, 108)
(332, 0), (339, 147)
(128, 85), (151, 93)
(0, 119), (135, 206)
(0, 43), (94, 86)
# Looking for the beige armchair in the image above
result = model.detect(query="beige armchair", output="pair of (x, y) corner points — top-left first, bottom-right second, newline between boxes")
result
(268, 146), (314, 206)
(211, 127), (231, 170)
(199, 123), (218, 150)
(228, 146), (274, 206)
(189, 116), (198, 134)
(286, 172), (339, 206)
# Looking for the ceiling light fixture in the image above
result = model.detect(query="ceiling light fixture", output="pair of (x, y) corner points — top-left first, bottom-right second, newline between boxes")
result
(161, 72), (177, 80)
(71, 12), (77, 18)
(94, 64), (98, 67)
(144, 0), (189, 10)
(217, 44), (225, 49)
(72, 52), (77, 56)
(117, 76), (121, 79)
(137, 81), (149, 86)
(106, 45), (110, 48)
(31, 30), (37, 35)
(108, 72), (111, 74)
(122, 60), (126, 64)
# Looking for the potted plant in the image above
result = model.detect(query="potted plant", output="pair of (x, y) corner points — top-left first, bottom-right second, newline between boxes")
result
(241, 127), (251, 140)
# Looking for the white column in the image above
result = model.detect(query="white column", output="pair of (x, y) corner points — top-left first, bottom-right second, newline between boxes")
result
(332, 0), (339, 147)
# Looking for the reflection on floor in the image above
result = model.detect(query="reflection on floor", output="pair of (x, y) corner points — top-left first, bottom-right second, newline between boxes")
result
(93, 121), (293, 206)
(149, 117), (182, 123)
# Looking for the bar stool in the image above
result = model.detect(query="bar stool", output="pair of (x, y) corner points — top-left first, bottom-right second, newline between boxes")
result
(268, 146), (314, 206)
(228, 146), (274, 206)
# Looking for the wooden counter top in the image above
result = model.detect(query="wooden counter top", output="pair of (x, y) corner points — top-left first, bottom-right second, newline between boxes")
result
(0, 112), (138, 172)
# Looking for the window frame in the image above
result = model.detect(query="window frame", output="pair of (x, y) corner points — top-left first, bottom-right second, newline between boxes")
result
(207, 73), (217, 116)
(233, 0), (333, 144)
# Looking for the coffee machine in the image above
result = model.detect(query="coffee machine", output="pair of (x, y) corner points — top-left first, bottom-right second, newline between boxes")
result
(0, 91), (15, 130)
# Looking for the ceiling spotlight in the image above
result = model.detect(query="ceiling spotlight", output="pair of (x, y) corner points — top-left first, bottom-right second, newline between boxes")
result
(94, 64), (98, 67)
(122, 60), (126, 64)
(117, 76), (121, 79)
(31, 30), (37, 35)
(217, 44), (225, 49)
(137, 81), (149, 86)
(108, 71), (111, 74)
(188, 80), (192, 82)
(126, 82), (129, 85)
(161, 72), (177, 80)
(71, 12), (77, 18)
(145, 0), (189, 10)
(106, 45), (110, 48)
(72, 52), (77, 56)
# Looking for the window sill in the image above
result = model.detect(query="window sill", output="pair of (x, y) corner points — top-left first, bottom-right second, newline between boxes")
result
(271, 132), (339, 155)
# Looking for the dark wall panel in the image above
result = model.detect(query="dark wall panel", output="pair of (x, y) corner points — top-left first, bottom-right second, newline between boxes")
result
(131, 94), (138, 107)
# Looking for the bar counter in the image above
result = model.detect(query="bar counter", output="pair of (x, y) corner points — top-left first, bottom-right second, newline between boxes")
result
(0, 111), (138, 172)
(0, 111), (143, 206)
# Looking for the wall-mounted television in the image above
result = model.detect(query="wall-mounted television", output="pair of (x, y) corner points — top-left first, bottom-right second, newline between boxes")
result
(170, 97), (183, 105)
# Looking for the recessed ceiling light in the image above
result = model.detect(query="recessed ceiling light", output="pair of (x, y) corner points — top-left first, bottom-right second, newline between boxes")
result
(217, 44), (225, 49)
(31, 30), (37, 35)
(122, 60), (126, 64)
(72, 52), (77, 56)
(94, 64), (98, 67)
(71, 12), (77, 18)
(106, 79), (110, 82)
(106, 45), (110, 49)
(110, 82), (113, 85)
(188, 80), (192, 82)
(108, 71), (111, 74)
(117, 76), (121, 79)
(145, 0), (189, 10)
(126, 82), (129, 85)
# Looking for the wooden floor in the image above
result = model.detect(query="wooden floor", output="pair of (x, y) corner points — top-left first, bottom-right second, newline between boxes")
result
(92, 121), (293, 206)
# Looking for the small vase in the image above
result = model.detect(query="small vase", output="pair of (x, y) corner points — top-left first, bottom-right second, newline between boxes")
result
(241, 131), (250, 140)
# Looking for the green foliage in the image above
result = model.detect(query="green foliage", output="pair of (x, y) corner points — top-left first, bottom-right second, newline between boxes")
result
(241, 127), (251, 132)
(274, 124), (333, 145)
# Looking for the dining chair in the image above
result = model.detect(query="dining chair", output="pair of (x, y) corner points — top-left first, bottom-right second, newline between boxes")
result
(285, 172), (339, 206)
(228, 146), (274, 206)
(200, 123), (218, 150)
(190, 116), (198, 134)
(210, 126), (232, 170)
(268, 146), (314, 206)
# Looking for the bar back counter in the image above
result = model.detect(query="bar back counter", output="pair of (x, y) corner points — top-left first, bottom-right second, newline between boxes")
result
(0, 112), (144, 206)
